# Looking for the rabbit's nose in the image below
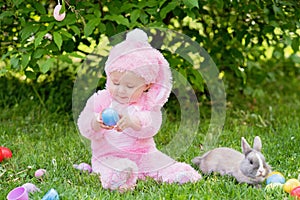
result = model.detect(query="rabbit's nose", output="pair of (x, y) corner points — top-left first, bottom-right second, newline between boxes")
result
(257, 169), (265, 176)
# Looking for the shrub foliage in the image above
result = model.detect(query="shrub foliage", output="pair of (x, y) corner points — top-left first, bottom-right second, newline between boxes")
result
(1, 0), (299, 95)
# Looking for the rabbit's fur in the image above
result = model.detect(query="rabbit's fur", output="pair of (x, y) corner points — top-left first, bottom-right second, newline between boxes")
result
(192, 136), (271, 187)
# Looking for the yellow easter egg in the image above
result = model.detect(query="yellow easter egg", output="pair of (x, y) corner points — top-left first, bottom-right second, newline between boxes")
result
(267, 171), (284, 178)
(283, 179), (300, 193)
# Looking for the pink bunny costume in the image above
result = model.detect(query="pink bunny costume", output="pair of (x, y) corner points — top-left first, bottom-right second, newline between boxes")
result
(77, 29), (201, 191)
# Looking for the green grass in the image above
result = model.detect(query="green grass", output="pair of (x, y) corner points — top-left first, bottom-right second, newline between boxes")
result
(0, 75), (299, 199)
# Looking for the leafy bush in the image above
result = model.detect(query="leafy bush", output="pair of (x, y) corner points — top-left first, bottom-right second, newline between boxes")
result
(1, 0), (299, 96)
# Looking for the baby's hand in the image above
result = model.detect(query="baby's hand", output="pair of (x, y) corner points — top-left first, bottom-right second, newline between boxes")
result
(94, 113), (114, 130)
(99, 120), (115, 130)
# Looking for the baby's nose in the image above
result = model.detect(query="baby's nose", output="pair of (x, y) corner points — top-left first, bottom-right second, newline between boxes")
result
(117, 86), (126, 94)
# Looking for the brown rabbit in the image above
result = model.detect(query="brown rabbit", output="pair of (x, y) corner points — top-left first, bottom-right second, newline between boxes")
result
(192, 136), (271, 187)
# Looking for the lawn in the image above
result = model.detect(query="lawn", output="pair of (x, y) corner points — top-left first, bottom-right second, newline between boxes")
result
(0, 74), (299, 200)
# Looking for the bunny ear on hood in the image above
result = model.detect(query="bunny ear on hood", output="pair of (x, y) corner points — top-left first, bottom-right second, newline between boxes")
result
(104, 29), (172, 109)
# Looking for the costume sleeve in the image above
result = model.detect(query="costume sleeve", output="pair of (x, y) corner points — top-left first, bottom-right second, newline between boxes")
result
(77, 90), (111, 140)
(124, 108), (162, 139)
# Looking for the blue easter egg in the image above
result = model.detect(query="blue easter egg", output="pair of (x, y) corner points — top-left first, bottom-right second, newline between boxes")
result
(41, 188), (59, 200)
(101, 108), (119, 126)
(266, 174), (286, 185)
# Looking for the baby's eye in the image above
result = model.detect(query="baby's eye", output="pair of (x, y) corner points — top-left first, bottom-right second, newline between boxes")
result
(127, 85), (135, 88)
(113, 82), (120, 86)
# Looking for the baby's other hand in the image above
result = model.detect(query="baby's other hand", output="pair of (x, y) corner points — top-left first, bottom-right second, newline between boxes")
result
(116, 115), (141, 131)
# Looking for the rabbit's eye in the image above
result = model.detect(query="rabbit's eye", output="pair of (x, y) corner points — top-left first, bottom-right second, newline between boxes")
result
(249, 160), (253, 165)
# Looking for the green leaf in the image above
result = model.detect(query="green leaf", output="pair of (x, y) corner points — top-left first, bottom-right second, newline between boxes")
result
(33, 48), (47, 59)
(12, 0), (23, 8)
(59, 0), (66, 14)
(183, 0), (199, 9)
(20, 25), (40, 42)
(46, 22), (55, 32)
(60, 29), (73, 39)
(63, 40), (75, 52)
(70, 25), (81, 36)
(185, 9), (196, 19)
(84, 18), (100, 37)
(130, 9), (141, 23)
(231, 48), (243, 61)
(21, 53), (31, 68)
(263, 25), (274, 34)
(25, 70), (36, 79)
(0, 11), (14, 19)
(57, 13), (76, 27)
(38, 58), (55, 74)
(160, 1), (178, 19)
(140, 11), (149, 24)
(40, 15), (54, 23)
(272, 4), (282, 17)
(98, 22), (106, 33)
(159, 0), (168, 7)
(103, 15), (129, 26)
(215, 0), (224, 10)
(10, 56), (19, 69)
(46, 42), (59, 52)
(0, 69), (7, 76)
(94, 8), (101, 18)
(34, 30), (48, 48)
(33, 2), (46, 15)
(105, 22), (116, 37)
(291, 38), (299, 52)
(59, 54), (72, 63)
(145, 0), (159, 7)
(53, 32), (63, 50)
(291, 54), (300, 63)
(1, 51), (11, 60)
(28, 62), (39, 72)
(145, 7), (158, 15)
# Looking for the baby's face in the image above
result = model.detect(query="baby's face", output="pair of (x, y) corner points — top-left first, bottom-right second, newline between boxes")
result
(108, 71), (149, 104)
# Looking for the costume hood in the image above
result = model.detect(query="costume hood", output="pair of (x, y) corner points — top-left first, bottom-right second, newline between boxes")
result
(104, 29), (172, 108)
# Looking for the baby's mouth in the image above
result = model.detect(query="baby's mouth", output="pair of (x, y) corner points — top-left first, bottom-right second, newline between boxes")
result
(118, 96), (128, 100)
(116, 96), (129, 103)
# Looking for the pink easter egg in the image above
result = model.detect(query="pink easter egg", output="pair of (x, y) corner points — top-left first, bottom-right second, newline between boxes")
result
(53, 5), (66, 21)
(22, 183), (40, 193)
(34, 169), (46, 178)
(73, 163), (93, 173)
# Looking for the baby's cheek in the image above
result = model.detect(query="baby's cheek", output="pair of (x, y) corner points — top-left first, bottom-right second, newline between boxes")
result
(107, 83), (113, 91)
(107, 85), (116, 95)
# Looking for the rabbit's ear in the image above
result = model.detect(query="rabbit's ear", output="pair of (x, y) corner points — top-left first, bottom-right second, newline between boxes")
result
(253, 136), (262, 152)
(241, 137), (251, 155)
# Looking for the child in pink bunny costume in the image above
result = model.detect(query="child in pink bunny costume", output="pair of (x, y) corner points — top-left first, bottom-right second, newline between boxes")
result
(77, 29), (201, 191)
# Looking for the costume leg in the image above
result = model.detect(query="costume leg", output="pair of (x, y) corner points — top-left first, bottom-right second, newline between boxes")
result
(156, 162), (202, 184)
(137, 150), (201, 184)
(92, 156), (138, 191)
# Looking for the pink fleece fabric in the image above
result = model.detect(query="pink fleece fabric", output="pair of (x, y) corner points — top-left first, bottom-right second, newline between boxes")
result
(77, 29), (201, 191)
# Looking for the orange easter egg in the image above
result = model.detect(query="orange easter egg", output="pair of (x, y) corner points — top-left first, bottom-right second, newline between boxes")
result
(283, 179), (300, 193)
